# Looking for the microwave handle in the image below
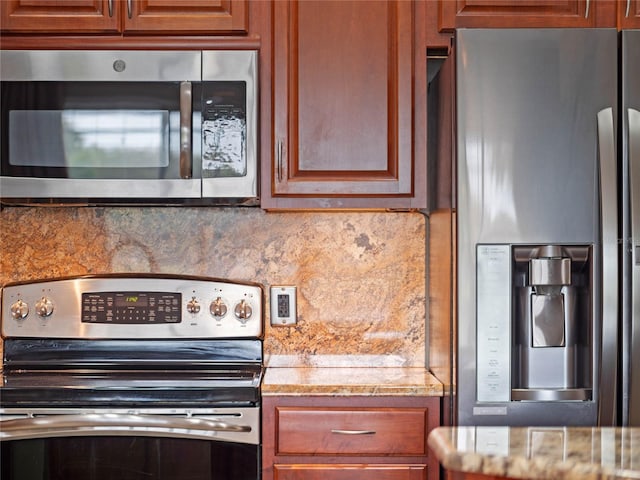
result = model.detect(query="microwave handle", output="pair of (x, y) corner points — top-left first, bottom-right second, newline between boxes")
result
(180, 81), (193, 179)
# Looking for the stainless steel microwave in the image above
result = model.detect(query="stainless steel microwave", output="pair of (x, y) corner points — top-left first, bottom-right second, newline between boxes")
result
(0, 50), (258, 205)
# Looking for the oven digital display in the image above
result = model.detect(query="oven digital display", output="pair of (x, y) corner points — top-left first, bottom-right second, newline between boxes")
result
(115, 295), (149, 308)
(82, 292), (181, 324)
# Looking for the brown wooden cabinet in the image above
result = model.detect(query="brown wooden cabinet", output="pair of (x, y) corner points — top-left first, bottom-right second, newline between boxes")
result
(261, 0), (428, 209)
(275, 465), (428, 480)
(0, 0), (248, 35)
(444, 472), (518, 480)
(438, 0), (616, 30)
(262, 396), (440, 480)
(618, 0), (640, 28)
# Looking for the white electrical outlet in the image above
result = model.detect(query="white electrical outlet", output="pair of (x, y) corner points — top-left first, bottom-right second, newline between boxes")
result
(270, 286), (297, 326)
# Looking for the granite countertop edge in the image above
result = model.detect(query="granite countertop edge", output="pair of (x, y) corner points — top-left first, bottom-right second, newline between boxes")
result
(427, 427), (640, 480)
(261, 366), (445, 397)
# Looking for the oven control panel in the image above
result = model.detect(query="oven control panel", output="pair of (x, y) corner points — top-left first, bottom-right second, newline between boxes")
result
(82, 292), (182, 324)
(1, 276), (263, 339)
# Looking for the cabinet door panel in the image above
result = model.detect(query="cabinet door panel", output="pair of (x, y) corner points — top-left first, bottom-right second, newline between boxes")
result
(124, 0), (248, 34)
(619, 0), (640, 28)
(276, 407), (427, 456)
(295, 1), (389, 173)
(272, 0), (414, 197)
(274, 464), (427, 480)
(0, 0), (120, 32)
(439, 0), (610, 29)
(0, 0), (247, 34)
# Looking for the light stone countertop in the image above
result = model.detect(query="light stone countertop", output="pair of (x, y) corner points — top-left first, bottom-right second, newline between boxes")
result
(428, 426), (640, 480)
(262, 366), (444, 396)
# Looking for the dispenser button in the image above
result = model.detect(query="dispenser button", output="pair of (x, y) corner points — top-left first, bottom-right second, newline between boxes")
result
(531, 294), (565, 347)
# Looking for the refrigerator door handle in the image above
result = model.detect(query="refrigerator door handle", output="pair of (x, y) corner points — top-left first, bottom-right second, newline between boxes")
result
(597, 107), (618, 426)
(628, 107), (640, 425)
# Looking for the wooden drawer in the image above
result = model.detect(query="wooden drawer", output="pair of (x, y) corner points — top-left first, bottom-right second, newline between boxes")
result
(274, 464), (427, 480)
(275, 407), (428, 456)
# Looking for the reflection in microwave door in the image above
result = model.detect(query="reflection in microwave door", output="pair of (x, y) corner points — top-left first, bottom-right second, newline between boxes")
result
(202, 116), (246, 178)
(63, 110), (170, 169)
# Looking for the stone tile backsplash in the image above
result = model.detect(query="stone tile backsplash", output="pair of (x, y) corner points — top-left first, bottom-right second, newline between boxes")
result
(0, 207), (426, 366)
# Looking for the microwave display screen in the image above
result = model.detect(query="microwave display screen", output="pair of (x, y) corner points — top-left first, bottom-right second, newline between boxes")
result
(9, 110), (170, 169)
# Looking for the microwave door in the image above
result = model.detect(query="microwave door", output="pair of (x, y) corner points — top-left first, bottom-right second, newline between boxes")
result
(0, 88), (202, 200)
(1, 102), (201, 200)
(0, 50), (202, 202)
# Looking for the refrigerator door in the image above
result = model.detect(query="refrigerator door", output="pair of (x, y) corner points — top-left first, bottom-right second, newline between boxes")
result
(456, 29), (618, 426)
(622, 30), (640, 427)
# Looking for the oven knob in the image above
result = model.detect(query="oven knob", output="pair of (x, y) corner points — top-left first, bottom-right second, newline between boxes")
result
(35, 297), (54, 317)
(234, 300), (252, 322)
(186, 297), (201, 314)
(10, 299), (29, 320)
(210, 297), (228, 318)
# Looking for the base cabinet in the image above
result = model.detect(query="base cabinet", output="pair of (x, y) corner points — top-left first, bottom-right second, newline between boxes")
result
(262, 396), (440, 480)
(444, 472), (517, 480)
(274, 464), (427, 480)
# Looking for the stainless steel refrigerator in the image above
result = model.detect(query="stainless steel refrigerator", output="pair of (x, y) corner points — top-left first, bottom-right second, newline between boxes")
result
(456, 29), (639, 427)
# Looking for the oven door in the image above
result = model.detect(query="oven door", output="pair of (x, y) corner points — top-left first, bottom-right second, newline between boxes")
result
(0, 407), (260, 480)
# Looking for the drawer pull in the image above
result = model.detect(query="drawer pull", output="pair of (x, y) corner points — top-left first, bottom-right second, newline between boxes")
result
(330, 429), (376, 435)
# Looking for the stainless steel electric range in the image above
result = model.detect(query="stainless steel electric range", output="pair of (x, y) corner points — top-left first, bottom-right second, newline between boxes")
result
(0, 274), (264, 480)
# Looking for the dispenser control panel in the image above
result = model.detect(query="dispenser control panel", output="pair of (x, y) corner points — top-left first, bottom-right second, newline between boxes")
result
(476, 244), (511, 402)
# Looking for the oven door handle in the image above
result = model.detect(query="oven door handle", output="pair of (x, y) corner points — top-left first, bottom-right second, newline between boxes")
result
(0, 413), (252, 441)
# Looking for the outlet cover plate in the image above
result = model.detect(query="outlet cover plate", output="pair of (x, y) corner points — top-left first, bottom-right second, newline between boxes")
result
(270, 286), (297, 326)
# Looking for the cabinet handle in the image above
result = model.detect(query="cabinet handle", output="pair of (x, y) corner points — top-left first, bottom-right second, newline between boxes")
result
(127, 0), (133, 19)
(107, 0), (113, 17)
(276, 140), (284, 182)
(626, 0), (631, 17)
(330, 429), (376, 435)
(179, 81), (193, 179)
(584, 0), (590, 18)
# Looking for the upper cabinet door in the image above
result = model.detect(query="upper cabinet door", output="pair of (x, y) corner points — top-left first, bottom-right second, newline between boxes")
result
(124, 0), (248, 34)
(618, 0), (640, 28)
(439, 0), (615, 29)
(268, 0), (426, 209)
(0, 0), (121, 33)
(1, 0), (248, 34)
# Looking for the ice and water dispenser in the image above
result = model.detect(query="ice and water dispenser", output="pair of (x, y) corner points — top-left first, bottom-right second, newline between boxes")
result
(476, 244), (593, 404)
(512, 245), (592, 401)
